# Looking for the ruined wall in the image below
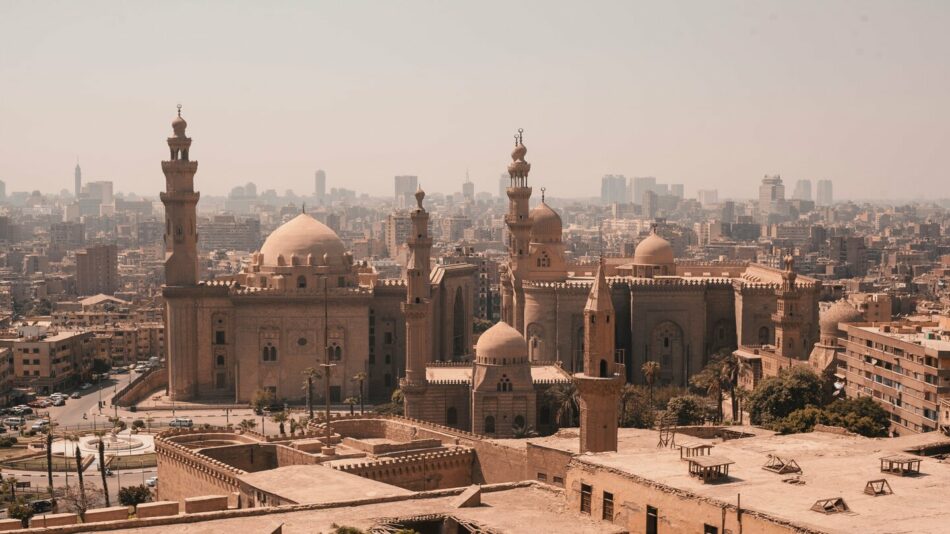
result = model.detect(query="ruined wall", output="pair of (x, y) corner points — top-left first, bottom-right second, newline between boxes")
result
(333, 448), (474, 491)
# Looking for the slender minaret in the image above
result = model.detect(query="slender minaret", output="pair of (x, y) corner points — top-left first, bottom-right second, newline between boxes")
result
(773, 251), (803, 360)
(504, 129), (532, 333)
(575, 259), (623, 453)
(401, 187), (432, 419)
(74, 161), (82, 198)
(160, 105), (200, 286)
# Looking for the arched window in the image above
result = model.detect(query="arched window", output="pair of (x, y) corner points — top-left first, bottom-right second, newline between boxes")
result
(446, 407), (458, 426)
(513, 415), (526, 430)
(334, 346), (342, 361)
(261, 346), (269, 360)
(269, 346), (277, 361)
(484, 415), (496, 434)
(758, 326), (770, 345)
(600, 359), (608, 378)
(664, 337), (670, 348)
(296, 275), (307, 288)
(216, 355), (225, 367)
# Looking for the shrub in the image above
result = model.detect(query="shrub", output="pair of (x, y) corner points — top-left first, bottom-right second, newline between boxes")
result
(665, 395), (706, 425)
(0, 436), (18, 448)
(131, 420), (145, 430)
(746, 367), (823, 425)
(118, 484), (153, 507)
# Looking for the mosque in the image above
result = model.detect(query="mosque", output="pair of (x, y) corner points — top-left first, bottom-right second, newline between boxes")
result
(161, 109), (822, 437)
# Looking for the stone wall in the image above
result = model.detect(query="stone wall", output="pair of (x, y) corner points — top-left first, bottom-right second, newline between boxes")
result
(565, 458), (825, 534)
(526, 442), (572, 487)
(155, 429), (247, 503)
(332, 448), (474, 491)
(113, 367), (167, 407)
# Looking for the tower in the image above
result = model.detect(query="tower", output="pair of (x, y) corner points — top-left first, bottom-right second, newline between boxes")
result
(315, 169), (326, 201)
(773, 252), (804, 360)
(574, 260), (623, 453)
(504, 129), (532, 333)
(401, 187), (432, 419)
(74, 161), (82, 198)
(161, 105), (200, 286)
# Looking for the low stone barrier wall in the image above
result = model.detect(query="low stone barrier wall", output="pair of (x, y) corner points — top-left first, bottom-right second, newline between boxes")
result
(0, 518), (21, 531)
(136, 500), (180, 519)
(113, 368), (167, 407)
(84, 506), (130, 523)
(184, 495), (229, 514)
(30, 512), (79, 527)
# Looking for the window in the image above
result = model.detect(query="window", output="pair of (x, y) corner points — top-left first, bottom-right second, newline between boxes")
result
(215, 355), (225, 367)
(553, 476), (564, 485)
(646, 505), (658, 534)
(215, 331), (226, 345)
(758, 326), (770, 344)
(385, 354), (391, 364)
(513, 414), (525, 429)
(297, 337), (307, 347)
(484, 415), (496, 434)
(262, 343), (277, 362)
(537, 472), (547, 482)
(446, 407), (458, 425)
(602, 492), (614, 521)
(296, 275), (307, 288)
(384, 332), (393, 345)
(580, 484), (592, 514)
(704, 525), (718, 534)
(600, 359), (608, 378)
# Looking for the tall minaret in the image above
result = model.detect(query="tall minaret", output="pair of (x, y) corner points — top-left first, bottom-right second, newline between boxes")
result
(74, 161), (82, 198)
(401, 187), (432, 419)
(160, 105), (200, 286)
(773, 251), (803, 360)
(575, 260), (623, 453)
(504, 129), (532, 333)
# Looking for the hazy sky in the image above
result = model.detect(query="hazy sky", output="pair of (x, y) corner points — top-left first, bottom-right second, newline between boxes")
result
(1, 1), (948, 200)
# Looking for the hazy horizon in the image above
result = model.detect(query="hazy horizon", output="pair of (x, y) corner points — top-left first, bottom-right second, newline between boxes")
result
(2, 1), (949, 200)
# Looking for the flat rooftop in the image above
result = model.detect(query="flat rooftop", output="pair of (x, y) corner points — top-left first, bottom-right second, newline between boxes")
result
(551, 427), (950, 534)
(236, 464), (412, 504)
(108, 485), (623, 534)
(852, 324), (950, 352)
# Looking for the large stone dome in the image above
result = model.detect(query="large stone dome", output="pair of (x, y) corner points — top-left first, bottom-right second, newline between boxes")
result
(633, 233), (674, 266)
(530, 202), (562, 243)
(259, 213), (346, 267)
(476, 322), (527, 362)
(820, 300), (863, 334)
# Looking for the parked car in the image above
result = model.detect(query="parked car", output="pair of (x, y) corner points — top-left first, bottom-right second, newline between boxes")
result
(145, 476), (158, 487)
(30, 499), (54, 514)
(79, 383), (93, 390)
(169, 418), (194, 428)
(51, 398), (65, 407)
(3, 417), (24, 428)
(12, 407), (33, 416)
(69, 392), (81, 399)
(31, 420), (49, 432)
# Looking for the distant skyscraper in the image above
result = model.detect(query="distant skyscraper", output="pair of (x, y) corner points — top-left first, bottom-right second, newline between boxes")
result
(600, 174), (627, 204)
(394, 175), (418, 208)
(462, 172), (475, 202)
(314, 169), (326, 200)
(643, 190), (658, 219)
(697, 189), (718, 207)
(792, 179), (812, 201)
(74, 162), (82, 198)
(817, 179), (834, 206)
(721, 200), (735, 223)
(498, 174), (508, 199)
(758, 175), (786, 222)
(632, 176), (656, 205)
(0, 179), (5, 200)
(244, 182), (257, 197)
(670, 184), (684, 199)
(76, 244), (118, 296)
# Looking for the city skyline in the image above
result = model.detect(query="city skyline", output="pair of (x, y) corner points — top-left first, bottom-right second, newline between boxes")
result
(2, 1), (949, 200)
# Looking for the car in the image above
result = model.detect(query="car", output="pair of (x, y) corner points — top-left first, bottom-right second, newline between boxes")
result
(145, 476), (158, 487)
(51, 398), (65, 407)
(169, 418), (193, 428)
(31, 420), (49, 431)
(112, 368), (128, 374)
(69, 392), (81, 399)
(12, 407), (33, 416)
(26, 401), (43, 408)
(3, 417), (24, 428)
(79, 383), (93, 390)
(30, 499), (54, 514)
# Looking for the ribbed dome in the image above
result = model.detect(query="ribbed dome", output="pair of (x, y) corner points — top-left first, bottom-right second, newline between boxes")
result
(820, 300), (863, 334)
(476, 322), (527, 362)
(259, 213), (345, 267)
(530, 202), (562, 242)
(633, 233), (674, 266)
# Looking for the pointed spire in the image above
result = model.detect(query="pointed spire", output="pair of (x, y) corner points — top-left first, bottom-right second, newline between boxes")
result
(585, 258), (613, 313)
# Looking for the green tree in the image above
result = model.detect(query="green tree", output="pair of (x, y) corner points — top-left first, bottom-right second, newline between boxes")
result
(619, 385), (656, 429)
(665, 395), (706, 425)
(118, 484), (153, 506)
(718, 352), (750, 422)
(6, 499), (32, 527)
(690, 360), (725, 422)
(545, 383), (578, 427)
(351, 372), (367, 414)
(343, 397), (358, 415)
(746, 367), (823, 425)
(771, 406), (825, 434)
(473, 318), (495, 335)
(822, 397), (890, 437)
(251, 388), (276, 414)
(641, 361), (661, 407)
(238, 419), (257, 433)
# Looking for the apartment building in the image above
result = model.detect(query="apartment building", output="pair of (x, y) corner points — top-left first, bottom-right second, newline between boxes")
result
(840, 321), (950, 434)
(1, 329), (95, 394)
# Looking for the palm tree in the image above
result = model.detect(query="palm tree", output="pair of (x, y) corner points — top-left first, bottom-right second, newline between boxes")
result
(343, 397), (358, 415)
(95, 432), (111, 507)
(271, 411), (288, 436)
(719, 352), (751, 422)
(545, 383), (578, 428)
(641, 361), (661, 407)
(74, 444), (88, 520)
(619, 384), (640, 426)
(352, 372), (367, 414)
(45, 429), (54, 497)
(302, 367), (321, 420)
(690, 361), (725, 422)
(3, 475), (18, 501)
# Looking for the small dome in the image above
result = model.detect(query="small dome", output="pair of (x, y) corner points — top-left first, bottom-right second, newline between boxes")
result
(820, 300), (863, 334)
(633, 233), (674, 266)
(172, 106), (187, 136)
(476, 322), (527, 362)
(530, 202), (562, 242)
(259, 213), (346, 268)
